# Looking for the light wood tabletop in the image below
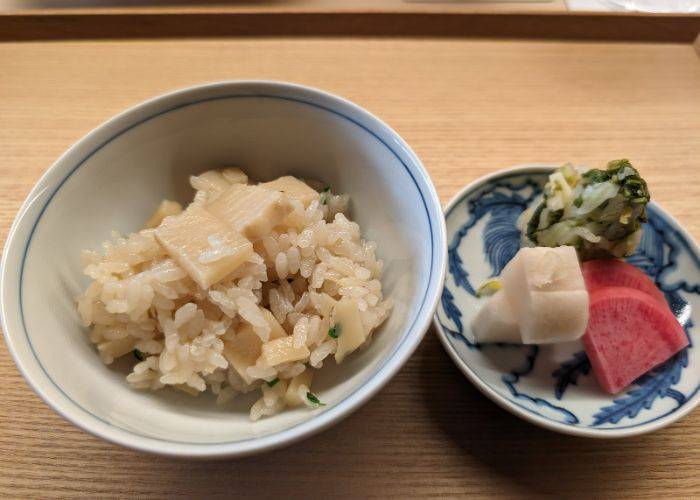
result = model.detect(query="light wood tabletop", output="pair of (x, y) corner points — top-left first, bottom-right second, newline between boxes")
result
(1, 37), (700, 498)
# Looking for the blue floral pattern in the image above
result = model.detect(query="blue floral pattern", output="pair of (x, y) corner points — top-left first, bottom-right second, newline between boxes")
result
(447, 178), (541, 296)
(552, 351), (591, 400)
(436, 169), (700, 431)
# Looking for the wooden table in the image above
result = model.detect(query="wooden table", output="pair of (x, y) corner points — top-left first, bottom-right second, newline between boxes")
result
(0, 0), (568, 14)
(2, 35), (700, 498)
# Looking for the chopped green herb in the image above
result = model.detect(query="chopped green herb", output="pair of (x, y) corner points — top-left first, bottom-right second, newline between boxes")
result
(320, 186), (331, 204)
(133, 349), (145, 361)
(266, 378), (279, 388)
(549, 209), (564, 224)
(328, 323), (342, 339)
(573, 195), (584, 208)
(306, 392), (326, 406)
(526, 202), (545, 243)
(606, 158), (633, 173)
(321, 186), (331, 193)
(582, 168), (610, 185)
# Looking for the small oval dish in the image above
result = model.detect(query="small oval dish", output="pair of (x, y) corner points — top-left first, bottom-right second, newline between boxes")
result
(434, 165), (700, 438)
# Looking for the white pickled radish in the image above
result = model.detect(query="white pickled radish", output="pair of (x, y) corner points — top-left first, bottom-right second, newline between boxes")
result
(470, 290), (520, 343)
(500, 246), (589, 344)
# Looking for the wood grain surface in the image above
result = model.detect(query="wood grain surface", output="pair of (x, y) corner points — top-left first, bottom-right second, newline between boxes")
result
(2, 10), (700, 42)
(0, 0), (567, 15)
(1, 37), (700, 498)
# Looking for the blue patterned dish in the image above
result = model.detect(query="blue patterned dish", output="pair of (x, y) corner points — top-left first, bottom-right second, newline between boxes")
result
(433, 165), (700, 437)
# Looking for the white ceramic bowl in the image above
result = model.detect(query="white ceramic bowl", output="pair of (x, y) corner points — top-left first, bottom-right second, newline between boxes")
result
(1, 81), (446, 458)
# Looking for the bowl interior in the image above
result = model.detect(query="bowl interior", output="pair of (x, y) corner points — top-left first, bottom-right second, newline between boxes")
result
(7, 85), (439, 447)
(435, 167), (700, 437)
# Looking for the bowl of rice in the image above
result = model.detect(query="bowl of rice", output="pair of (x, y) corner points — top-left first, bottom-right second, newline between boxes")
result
(0, 81), (446, 458)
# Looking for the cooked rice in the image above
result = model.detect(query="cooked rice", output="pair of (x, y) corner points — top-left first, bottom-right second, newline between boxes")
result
(77, 170), (392, 420)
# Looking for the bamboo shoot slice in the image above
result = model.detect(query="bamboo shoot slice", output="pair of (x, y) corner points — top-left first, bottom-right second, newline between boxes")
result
(207, 184), (293, 241)
(261, 307), (287, 340)
(259, 336), (310, 366)
(223, 324), (262, 385)
(334, 299), (365, 363)
(260, 176), (320, 207)
(284, 369), (314, 407)
(155, 206), (253, 289)
(190, 170), (231, 195)
(97, 337), (136, 363)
